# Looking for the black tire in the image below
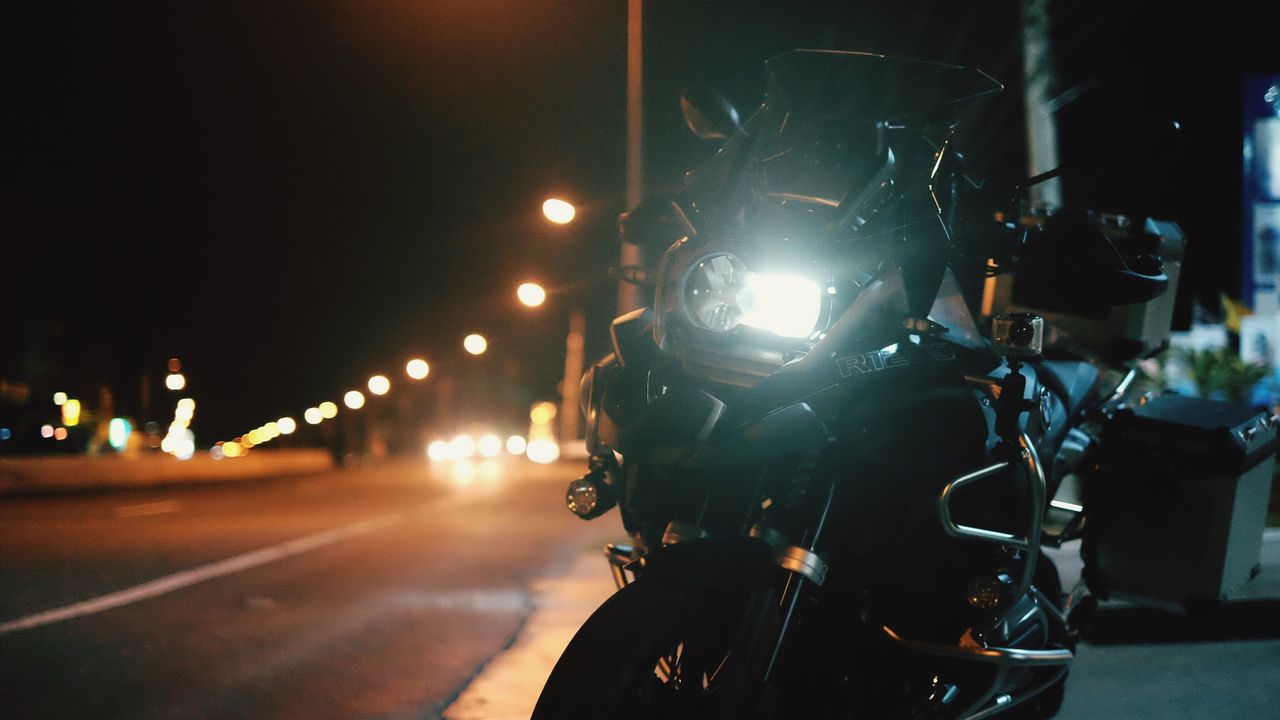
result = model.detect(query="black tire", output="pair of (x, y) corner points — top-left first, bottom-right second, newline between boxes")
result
(1002, 552), (1073, 719)
(532, 577), (765, 720)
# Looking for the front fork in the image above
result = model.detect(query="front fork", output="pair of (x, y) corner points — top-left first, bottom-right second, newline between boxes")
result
(596, 453), (838, 688)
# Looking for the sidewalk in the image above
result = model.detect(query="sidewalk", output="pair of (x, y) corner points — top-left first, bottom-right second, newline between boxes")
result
(0, 449), (333, 496)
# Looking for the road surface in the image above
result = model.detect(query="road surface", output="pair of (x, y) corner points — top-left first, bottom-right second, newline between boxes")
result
(0, 459), (617, 719)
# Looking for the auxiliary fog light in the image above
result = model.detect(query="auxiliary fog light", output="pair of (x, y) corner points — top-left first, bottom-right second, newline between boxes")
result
(565, 478), (599, 517)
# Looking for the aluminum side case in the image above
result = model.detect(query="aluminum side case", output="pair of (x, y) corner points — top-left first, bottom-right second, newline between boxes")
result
(1085, 394), (1278, 611)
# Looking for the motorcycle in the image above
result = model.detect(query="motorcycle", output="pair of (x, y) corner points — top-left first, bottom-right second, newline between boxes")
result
(532, 50), (1277, 719)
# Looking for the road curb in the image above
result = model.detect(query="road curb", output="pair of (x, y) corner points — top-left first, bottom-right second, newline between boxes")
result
(442, 550), (617, 720)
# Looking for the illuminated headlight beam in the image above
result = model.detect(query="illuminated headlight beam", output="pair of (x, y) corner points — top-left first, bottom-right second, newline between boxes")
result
(739, 272), (823, 339)
(683, 253), (822, 339)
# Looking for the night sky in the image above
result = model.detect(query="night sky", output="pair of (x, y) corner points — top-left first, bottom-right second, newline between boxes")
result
(1, 1), (1269, 444)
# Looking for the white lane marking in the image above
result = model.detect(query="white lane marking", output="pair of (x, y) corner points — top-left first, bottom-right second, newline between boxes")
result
(0, 493), (474, 636)
(113, 500), (182, 518)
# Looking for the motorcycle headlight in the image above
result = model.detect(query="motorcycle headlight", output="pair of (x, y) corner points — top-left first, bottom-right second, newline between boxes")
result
(683, 253), (823, 339)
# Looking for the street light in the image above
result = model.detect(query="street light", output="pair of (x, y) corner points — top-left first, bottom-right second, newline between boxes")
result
(464, 334), (488, 355)
(368, 375), (390, 396)
(542, 198), (576, 225)
(406, 358), (430, 380)
(304, 407), (323, 425)
(517, 282), (547, 308)
(514, 274), (585, 444)
(278, 417), (297, 435)
(344, 390), (366, 410)
(319, 401), (339, 419)
(165, 373), (186, 391)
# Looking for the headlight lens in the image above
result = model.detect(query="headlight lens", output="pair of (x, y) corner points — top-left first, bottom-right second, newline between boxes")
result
(683, 253), (823, 339)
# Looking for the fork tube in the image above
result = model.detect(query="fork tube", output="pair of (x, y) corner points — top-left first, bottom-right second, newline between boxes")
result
(762, 471), (838, 682)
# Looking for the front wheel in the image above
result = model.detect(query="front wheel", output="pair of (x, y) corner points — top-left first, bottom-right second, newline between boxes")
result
(532, 577), (772, 720)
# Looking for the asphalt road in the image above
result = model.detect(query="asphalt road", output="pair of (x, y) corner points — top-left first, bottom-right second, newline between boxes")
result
(3, 461), (1278, 720)
(0, 459), (618, 719)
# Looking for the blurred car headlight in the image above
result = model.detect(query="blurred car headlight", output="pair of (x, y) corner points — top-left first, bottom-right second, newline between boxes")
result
(683, 253), (823, 339)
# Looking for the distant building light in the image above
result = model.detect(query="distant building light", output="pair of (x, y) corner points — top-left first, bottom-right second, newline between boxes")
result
(167, 357), (182, 373)
(54, 427), (69, 441)
(53, 391), (68, 406)
(0, 427), (10, 441)
(62, 398), (81, 427)
(165, 373), (186, 391)
(506, 435), (527, 455)
(108, 418), (132, 451)
(40, 424), (54, 439)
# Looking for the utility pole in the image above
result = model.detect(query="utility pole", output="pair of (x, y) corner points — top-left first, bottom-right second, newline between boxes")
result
(560, 310), (586, 444)
(1021, 0), (1062, 208)
(619, 0), (643, 314)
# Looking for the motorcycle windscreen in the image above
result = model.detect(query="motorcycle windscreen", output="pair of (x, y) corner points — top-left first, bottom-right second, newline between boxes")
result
(751, 51), (1003, 209)
(764, 50), (1004, 124)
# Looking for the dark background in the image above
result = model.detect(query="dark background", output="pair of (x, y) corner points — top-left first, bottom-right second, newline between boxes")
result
(0, 1), (1271, 445)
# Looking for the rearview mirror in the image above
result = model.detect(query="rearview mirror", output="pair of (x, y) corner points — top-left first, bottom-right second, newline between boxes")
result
(679, 87), (741, 141)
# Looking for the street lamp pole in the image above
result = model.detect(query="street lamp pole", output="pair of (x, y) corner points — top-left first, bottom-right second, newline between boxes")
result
(560, 309), (586, 444)
(620, 0), (643, 314)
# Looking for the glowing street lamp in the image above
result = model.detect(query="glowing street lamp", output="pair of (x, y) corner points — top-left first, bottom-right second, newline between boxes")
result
(530, 401), (558, 425)
(406, 358), (430, 380)
(517, 282), (547, 308)
(464, 334), (488, 356)
(368, 374), (391, 396)
(53, 392), (67, 406)
(278, 417), (297, 435)
(165, 373), (186, 391)
(304, 407), (323, 425)
(344, 390), (366, 410)
(319, 401), (339, 419)
(542, 198), (576, 225)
